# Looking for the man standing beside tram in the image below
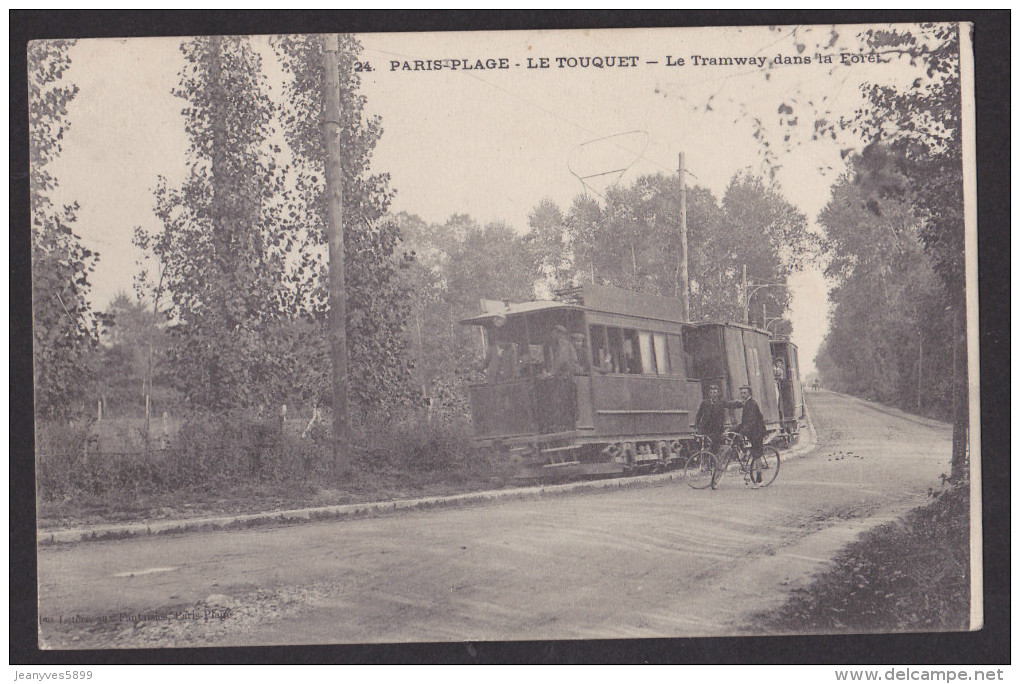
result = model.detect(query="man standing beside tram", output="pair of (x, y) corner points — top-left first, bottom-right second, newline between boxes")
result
(694, 384), (726, 455)
(727, 384), (767, 483)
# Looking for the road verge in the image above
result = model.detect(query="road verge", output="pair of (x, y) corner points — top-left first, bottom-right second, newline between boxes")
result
(39, 411), (818, 545)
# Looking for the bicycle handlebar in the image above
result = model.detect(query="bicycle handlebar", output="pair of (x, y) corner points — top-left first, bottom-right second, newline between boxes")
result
(722, 431), (749, 447)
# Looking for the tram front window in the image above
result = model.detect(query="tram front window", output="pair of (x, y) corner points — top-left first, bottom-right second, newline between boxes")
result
(477, 324), (529, 383)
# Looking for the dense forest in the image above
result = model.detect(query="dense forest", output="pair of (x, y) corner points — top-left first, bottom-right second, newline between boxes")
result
(813, 24), (966, 442)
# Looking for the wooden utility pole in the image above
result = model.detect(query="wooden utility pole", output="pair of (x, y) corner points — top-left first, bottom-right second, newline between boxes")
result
(742, 263), (749, 324)
(678, 152), (690, 321)
(917, 331), (923, 411)
(321, 34), (349, 473)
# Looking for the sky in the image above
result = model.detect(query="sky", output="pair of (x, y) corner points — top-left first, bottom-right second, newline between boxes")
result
(44, 24), (926, 376)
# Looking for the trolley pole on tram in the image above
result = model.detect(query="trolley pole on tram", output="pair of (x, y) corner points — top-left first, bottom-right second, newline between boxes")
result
(741, 265), (786, 327)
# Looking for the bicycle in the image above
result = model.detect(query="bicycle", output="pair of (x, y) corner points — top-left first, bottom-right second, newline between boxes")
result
(682, 434), (717, 489)
(684, 431), (780, 490)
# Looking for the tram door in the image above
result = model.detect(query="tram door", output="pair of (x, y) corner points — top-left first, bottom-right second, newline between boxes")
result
(722, 327), (750, 424)
(742, 330), (780, 426)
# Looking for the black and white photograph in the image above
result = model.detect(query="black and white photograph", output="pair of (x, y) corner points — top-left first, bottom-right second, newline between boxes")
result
(24, 20), (983, 653)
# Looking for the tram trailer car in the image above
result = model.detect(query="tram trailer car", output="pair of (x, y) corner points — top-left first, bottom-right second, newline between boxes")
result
(770, 338), (806, 443)
(459, 284), (800, 479)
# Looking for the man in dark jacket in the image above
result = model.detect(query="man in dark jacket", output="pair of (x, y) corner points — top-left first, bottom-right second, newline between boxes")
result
(727, 385), (767, 480)
(551, 325), (580, 376)
(694, 384), (726, 453)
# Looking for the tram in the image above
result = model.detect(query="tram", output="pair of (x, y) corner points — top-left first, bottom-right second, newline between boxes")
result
(459, 284), (803, 478)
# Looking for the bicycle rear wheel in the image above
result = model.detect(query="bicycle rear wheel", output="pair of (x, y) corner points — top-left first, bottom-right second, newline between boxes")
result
(748, 446), (780, 488)
(684, 450), (718, 489)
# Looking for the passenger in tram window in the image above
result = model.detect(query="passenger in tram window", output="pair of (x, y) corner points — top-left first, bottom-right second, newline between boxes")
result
(629, 354), (642, 374)
(606, 327), (625, 374)
(494, 342), (520, 380)
(519, 344), (543, 378)
(571, 333), (592, 374)
(622, 331), (643, 374)
(473, 331), (500, 379)
(551, 325), (580, 376)
(622, 342), (641, 374)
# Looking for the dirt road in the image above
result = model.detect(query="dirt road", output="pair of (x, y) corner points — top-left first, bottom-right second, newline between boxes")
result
(37, 391), (953, 648)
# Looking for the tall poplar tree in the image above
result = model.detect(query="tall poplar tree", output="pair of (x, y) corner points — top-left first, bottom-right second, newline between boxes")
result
(29, 39), (102, 418)
(137, 35), (289, 410)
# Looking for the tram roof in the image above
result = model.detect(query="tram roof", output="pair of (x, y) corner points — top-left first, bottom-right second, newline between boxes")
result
(459, 284), (689, 327)
(693, 320), (773, 335)
(459, 299), (580, 326)
(459, 285), (791, 343)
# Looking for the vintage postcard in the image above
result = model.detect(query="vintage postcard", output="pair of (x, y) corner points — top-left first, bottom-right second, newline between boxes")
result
(29, 22), (979, 650)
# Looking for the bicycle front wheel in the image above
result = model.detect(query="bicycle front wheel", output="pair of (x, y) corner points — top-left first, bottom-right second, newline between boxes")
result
(748, 446), (780, 488)
(684, 450), (718, 490)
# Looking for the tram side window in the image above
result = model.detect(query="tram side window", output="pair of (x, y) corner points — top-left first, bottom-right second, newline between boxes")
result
(667, 334), (685, 377)
(622, 329), (643, 374)
(683, 328), (723, 380)
(638, 332), (657, 374)
(589, 325), (612, 373)
(607, 327), (626, 374)
(653, 333), (670, 375)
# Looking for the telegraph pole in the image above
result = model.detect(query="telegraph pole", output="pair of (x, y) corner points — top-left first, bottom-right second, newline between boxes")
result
(321, 34), (349, 474)
(917, 331), (923, 411)
(678, 152), (690, 321)
(742, 264), (749, 324)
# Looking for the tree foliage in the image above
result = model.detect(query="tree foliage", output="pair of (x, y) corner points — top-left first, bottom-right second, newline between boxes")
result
(131, 35), (415, 415)
(550, 172), (814, 328)
(29, 39), (103, 418)
(712, 23), (969, 444)
(95, 292), (173, 415)
(526, 198), (570, 291)
(853, 25), (965, 299)
(395, 212), (542, 412)
(273, 34), (413, 412)
(687, 23), (965, 303)
(817, 150), (955, 416)
(802, 24), (968, 448)
(741, 23), (965, 301)
(135, 36), (291, 410)
(394, 172), (813, 415)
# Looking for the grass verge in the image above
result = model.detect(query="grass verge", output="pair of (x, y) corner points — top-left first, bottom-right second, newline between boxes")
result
(36, 410), (519, 529)
(753, 480), (970, 634)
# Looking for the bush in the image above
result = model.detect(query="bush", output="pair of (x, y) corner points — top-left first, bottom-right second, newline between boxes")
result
(160, 409), (335, 488)
(35, 410), (335, 501)
(353, 409), (476, 475)
(36, 419), (95, 500)
(35, 404), (507, 513)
